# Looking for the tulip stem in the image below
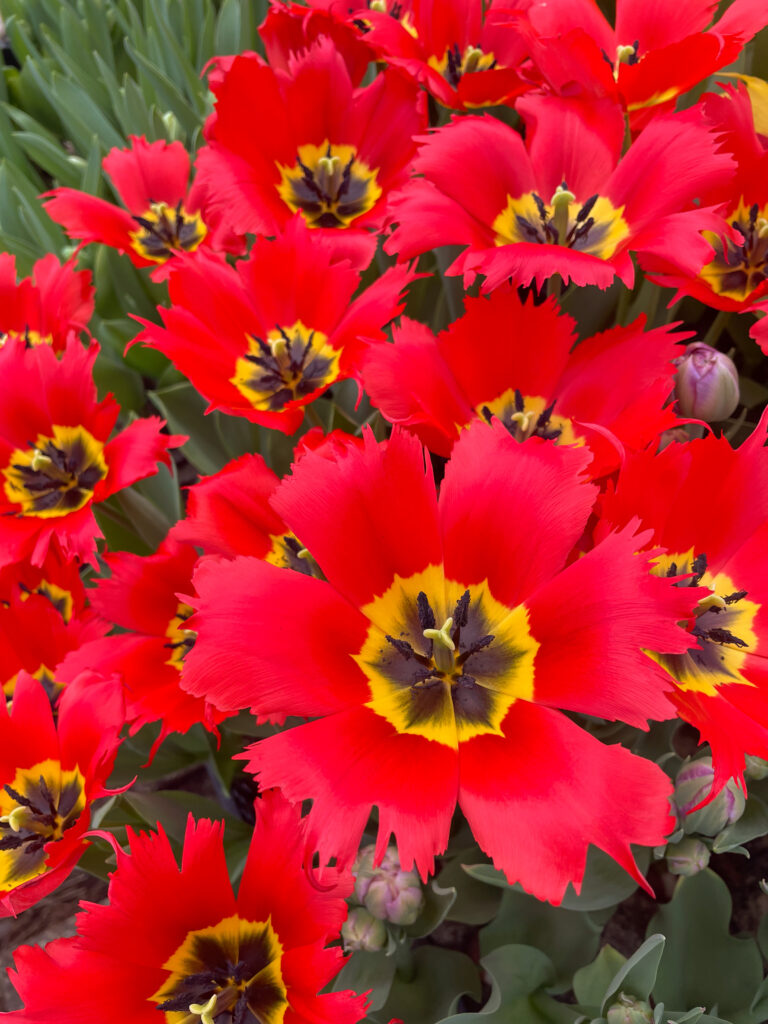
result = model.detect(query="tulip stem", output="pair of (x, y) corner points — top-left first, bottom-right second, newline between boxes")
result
(701, 309), (730, 349)
(434, 246), (464, 324)
(615, 282), (633, 324)
(306, 403), (327, 431)
(394, 941), (417, 983)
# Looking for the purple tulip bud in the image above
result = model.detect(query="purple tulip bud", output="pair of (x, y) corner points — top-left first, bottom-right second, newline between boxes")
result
(352, 845), (425, 926)
(341, 906), (388, 952)
(665, 836), (710, 876)
(674, 757), (745, 836)
(674, 343), (739, 421)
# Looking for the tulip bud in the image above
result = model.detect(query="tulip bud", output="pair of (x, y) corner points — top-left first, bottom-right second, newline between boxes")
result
(665, 836), (710, 876)
(674, 342), (739, 421)
(341, 907), (388, 952)
(674, 757), (746, 836)
(606, 992), (653, 1024)
(353, 845), (425, 926)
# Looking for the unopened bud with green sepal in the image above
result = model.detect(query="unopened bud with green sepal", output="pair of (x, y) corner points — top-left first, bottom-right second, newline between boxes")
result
(674, 757), (745, 836)
(341, 907), (388, 952)
(353, 845), (425, 926)
(665, 836), (711, 876)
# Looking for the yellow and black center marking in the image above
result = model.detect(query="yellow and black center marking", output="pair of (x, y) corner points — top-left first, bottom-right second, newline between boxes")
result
(3, 664), (58, 701)
(264, 532), (315, 576)
(355, 566), (538, 749)
(0, 758), (86, 889)
(3, 425), (107, 518)
(648, 550), (759, 697)
(0, 328), (52, 348)
(493, 184), (629, 260)
(428, 44), (497, 88)
(700, 200), (768, 301)
(231, 321), (341, 412)
(130, 200), (207, 263)
(276, 141), (382, 228)
(164, 602), (196, 671)
(478, 389), (582, 445)
(354, 0), (417, 37)
(152, 914), (287, 1024)
(19, 579), (74, 622)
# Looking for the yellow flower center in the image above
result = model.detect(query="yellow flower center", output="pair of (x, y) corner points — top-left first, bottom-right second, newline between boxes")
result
(699, 200), (768, 301)
(130, 200), (207, 263)
(427, 44), (497, 88)
(276, 141), (381, 228)
(355, 565), (538, 749)
(3, 424), (107, 518)
(164, 602), (196, 670)
(478, 389), (583, 445)
(493, 186), (629, 260)
(152, 914), (287, 1024)
(0, 759), (86, 889)
(647, 550), (758, 697)
(231, 321), (341, 413)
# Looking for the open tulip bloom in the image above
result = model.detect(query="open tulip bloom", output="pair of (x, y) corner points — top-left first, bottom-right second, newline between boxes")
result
(183, 423), (697, 904)
(0, 339), (183, 569)
(4, 791), (368, 1023)
(0, 671), (124, 917)
(386, 93), (735, 291)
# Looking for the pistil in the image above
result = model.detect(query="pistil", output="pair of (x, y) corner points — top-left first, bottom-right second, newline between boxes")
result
(423, 617), (455, 672)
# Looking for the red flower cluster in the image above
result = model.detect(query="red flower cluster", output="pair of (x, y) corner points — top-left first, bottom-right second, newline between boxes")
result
(4, 0), (768, 1015)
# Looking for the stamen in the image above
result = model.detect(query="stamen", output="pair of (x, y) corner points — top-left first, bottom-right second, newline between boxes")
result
(416, 591), (436, 632)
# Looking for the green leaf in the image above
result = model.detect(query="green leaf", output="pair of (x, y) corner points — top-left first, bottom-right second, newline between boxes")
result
(464, 845), (649, 912)
(46, 71), (125, 152)
(573, 944), (626, 1008)
(480, 889), (601, 992)
(92, 340), (146, 412)
(376, 946), (481, 1024)
(123, 38), (200, 135)
(114, 485), (174, 550)
(332, 950), (397, 1013)
(81, 135), (103, 194)
(757, 910), (768, 961)
(214, 0), (245, 55)
(148, 381), (233, 475)
(601, 934), (665, 1013)
(437, 945), (578, 1024)
(748, 974), (768, 1022)
(131, 460), (182, 527)
(437, 857), (502, 925)
(402, 880), (457, 940)
(4, 16), (43, 65)
(647, 869), (763, 1018)
(12, 130), (84, 186)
